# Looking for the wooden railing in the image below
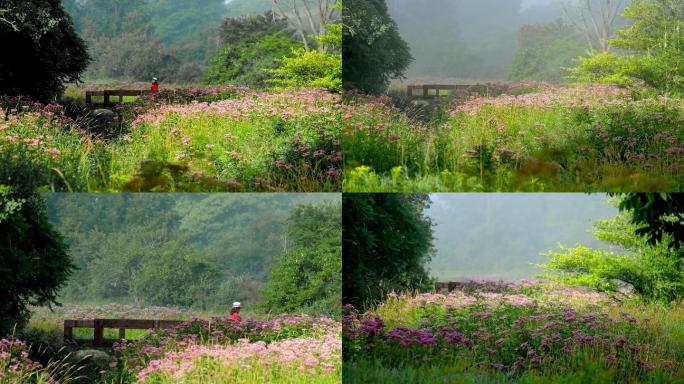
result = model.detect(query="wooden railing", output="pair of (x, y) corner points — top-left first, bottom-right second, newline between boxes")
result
(435, 281), (469, 292)
(64, 318), (185, 347)
(85, 90), (154, 107)
(406, 84), (489, 100)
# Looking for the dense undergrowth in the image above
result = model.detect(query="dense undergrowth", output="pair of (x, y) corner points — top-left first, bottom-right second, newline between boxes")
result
(0, 86), (341, 192)
(343, 281), (684, 384)
(343, 83), (684, 192)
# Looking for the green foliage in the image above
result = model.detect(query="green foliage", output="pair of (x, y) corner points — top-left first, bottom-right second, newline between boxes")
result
(509, 19), (586, 84)
(261, 203), (342, 317)
(147, 0), (228, 63)
(343, 0), (413, 95)
(342, 87), (684, 192)
(64, 0), (231, 82)
(342, 193), (435, 310)
(616, 193), (684, 250)
(344, 284), (684, 384)
(268, 48), (342, 92)
(0, 0), (90, 101)
(204, 13), (302, 88)
(129, 243), (220, 308)
(0, 190), (74, 335)
(540, 204), (684, 303)
(568, 0), (684, 93)
(46, 194), (339, 313)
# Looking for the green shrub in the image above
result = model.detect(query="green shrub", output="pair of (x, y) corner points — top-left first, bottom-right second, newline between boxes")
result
(539, 206), (684, 303)
(568, 0), (684, 94)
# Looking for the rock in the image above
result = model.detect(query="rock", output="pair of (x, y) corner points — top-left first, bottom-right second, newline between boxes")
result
(70, 349), (113, 365)
(91, 108), (120, 134)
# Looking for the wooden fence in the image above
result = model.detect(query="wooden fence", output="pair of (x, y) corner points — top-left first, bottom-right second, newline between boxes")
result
(435, 281), (469, 292)
(64, 318), (185, 347)
(406, 84), (469, 99)
(85, 90), (154, 107)
(406, 84), (495, 100)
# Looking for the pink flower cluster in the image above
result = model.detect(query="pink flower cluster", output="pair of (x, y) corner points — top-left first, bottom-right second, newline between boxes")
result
(0, 338), (45, 378)
(137, 328), (340, 382)
(450, 85), (630, 117)
(130, 89), (340, 130)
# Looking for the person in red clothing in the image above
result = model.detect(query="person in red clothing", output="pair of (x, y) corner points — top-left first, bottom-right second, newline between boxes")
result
(150, 77), (159, 92)
(230, 302), (241, 322)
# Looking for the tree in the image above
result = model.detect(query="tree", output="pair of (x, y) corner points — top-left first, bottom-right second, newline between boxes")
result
(261, 203), (342, 317)
(204, 12), (301, 88)
(0, 0), (90, 101)
(616, 193), (684, 251)
(268, 10), (342, 92)
(561, 0), (626, 52)
(272, 0), (338, 51)
(568, 0), (684, 93)
(342, 0), (413, 95)
(0, 188), (74, 335)
(343, 194), (435, 310)
(539, 198), (684, 302)
(509, 19), (586, 83)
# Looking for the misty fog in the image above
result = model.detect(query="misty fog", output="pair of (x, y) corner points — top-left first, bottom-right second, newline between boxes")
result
(426, 193), (619, 282)
(386, 0), (624, 82)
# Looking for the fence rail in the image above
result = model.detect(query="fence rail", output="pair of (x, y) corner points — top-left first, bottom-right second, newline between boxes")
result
(64, 318), (185, 347)
(406, 84), (492, 100)
(434, 281), (470, 292)
(85, 90), (154, 107)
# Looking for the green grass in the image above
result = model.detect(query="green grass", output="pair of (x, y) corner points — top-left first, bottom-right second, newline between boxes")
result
(343, 283), (684, 383)
(343, 85), (684, 192)
(2, 87), (341, 192)
(143, 357), (341, 384)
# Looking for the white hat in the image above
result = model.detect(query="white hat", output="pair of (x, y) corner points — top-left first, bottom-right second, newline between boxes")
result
(232, 302), (241, 308)
(152, 77), (158, 81)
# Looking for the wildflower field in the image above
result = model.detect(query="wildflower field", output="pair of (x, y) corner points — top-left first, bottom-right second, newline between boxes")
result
(0, 87), (342, 192)
(343, 281), (684, 384)
(342, 84), (684, 192)
(3, 304), (341, 384)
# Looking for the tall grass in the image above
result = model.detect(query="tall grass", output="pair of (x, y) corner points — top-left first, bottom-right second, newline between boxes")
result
(343, 85), (684, 192)
(1, 88), (341, 192)
(343, 282), (684, 383)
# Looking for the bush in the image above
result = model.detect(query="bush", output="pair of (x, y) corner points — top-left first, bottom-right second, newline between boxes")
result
(203, 12), (301, 88)
(568, 0), (684, 94)
(261, 203), (342, 318)
(539, 205), (684, 303)
(268, 23), (342, 93)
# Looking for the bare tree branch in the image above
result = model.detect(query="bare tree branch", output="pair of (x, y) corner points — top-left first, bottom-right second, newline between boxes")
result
(0, 8), (19, 32)
(561, 0), (622, 52)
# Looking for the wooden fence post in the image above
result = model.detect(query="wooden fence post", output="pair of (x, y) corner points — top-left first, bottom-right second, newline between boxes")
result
(64, 323), (73, 342)
(94, 319), (104, 347)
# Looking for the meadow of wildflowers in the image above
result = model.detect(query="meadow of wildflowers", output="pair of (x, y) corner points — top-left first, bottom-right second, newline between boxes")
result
(343, 281), (684, 383)
(0, 86), (341, 192)
(112, 314), (341, 384)
(0, 336), (85, 384)
(343, 84), (684, 192)
(14, 306), (341, 384)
